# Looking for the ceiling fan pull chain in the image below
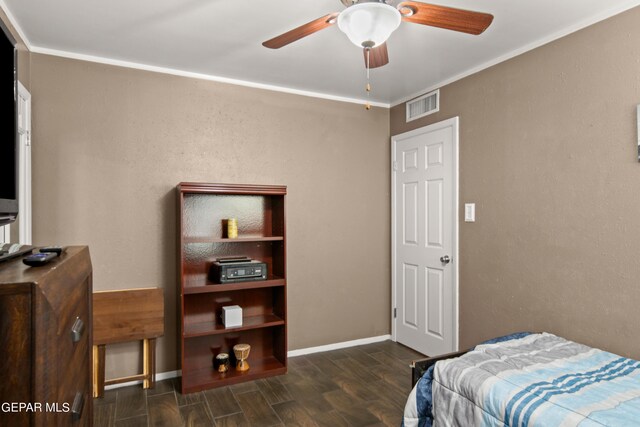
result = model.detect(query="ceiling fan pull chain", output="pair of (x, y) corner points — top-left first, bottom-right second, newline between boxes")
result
(365, 48), (371, 110)
(366, 48), (370, 80)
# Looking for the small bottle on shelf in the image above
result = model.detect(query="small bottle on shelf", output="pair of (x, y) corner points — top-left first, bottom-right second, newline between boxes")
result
(227, 218), (238, 238)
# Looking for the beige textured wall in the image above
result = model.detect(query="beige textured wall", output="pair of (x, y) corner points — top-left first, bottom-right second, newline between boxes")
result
(30, 54), (391, 377)
(391, 7), (640, 358)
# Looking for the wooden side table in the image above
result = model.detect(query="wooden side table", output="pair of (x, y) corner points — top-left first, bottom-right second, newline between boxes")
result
(92, 288), (164, 398)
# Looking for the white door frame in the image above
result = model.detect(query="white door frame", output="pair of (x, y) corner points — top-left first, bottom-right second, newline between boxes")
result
(391, 116), (460, 352)
(0, 224), (9, 243)
(17, 81), (32, 245)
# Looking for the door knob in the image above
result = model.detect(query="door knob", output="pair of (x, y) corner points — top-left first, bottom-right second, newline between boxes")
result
(440, 255), (451, 264)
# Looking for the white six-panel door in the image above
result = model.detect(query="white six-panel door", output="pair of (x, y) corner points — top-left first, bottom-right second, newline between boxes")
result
(392, 117), (458, 356)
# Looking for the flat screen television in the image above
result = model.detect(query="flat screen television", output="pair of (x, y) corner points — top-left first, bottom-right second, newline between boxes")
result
(0, 19), (17, 227)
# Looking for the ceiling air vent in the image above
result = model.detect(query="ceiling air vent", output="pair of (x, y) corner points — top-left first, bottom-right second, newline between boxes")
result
(406, 89), (439, 122)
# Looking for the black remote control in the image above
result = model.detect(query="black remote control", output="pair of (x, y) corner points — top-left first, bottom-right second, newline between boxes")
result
(23, 252), (58, 267)
(40, 246), (65, 256)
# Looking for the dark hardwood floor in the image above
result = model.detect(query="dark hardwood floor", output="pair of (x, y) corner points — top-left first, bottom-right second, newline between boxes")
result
(94, 340), (424, 427)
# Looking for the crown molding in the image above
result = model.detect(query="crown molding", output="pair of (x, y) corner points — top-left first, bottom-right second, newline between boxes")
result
(1, 0), (389, 108)
(30, 46), (390, 108)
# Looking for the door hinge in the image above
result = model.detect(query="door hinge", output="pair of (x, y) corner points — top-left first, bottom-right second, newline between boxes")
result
(394, 308), (397, 318)
(392, 161), (398, 171)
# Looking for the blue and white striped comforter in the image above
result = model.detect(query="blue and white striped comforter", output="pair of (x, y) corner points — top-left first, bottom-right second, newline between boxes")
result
(405, 333), (640, 426)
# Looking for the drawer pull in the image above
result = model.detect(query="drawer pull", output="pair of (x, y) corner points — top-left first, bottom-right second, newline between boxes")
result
(71, 392), (84, 420)
(71, 317), (84, 343)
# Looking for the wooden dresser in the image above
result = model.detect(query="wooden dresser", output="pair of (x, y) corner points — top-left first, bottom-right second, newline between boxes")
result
(0, 246), (93, 426)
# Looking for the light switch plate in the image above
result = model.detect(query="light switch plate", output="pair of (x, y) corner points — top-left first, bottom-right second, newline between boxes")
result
(465, 203), (475, 222)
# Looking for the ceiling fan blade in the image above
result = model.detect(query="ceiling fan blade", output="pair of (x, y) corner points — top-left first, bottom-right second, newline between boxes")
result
(364, 43), (389, 69)
(397, 1), (493, 35)
(263, 13), (340, 49)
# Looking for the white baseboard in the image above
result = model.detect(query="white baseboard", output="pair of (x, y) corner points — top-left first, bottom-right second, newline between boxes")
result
(104, 370), (181, 391)
(287, 334), (392, 357)
(103, 334), (392, 391)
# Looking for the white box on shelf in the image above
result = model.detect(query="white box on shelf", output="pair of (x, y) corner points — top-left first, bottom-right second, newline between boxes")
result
(222, 305), (243, 328)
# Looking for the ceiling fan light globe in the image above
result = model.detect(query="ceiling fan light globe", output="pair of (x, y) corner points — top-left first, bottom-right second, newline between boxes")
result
(337, 2), (401, 48)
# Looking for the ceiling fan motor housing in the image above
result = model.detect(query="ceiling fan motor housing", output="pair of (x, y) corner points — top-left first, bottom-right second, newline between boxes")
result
(337, 1), (401, 48)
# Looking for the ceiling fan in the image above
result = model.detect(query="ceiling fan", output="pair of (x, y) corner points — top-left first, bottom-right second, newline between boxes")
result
(263, 0), (494, 69)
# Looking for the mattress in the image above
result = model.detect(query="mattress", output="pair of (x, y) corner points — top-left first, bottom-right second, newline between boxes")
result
(403, 333), (640, 427)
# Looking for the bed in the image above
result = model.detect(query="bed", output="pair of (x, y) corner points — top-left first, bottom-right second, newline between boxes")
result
(402, 332), (640, 427)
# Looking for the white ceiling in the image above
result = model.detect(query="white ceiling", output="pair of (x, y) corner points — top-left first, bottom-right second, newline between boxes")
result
(3, 0), (640, 105)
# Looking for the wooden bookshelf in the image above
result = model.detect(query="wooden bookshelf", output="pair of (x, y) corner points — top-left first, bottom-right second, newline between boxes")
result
(177, 182), (287, 394)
